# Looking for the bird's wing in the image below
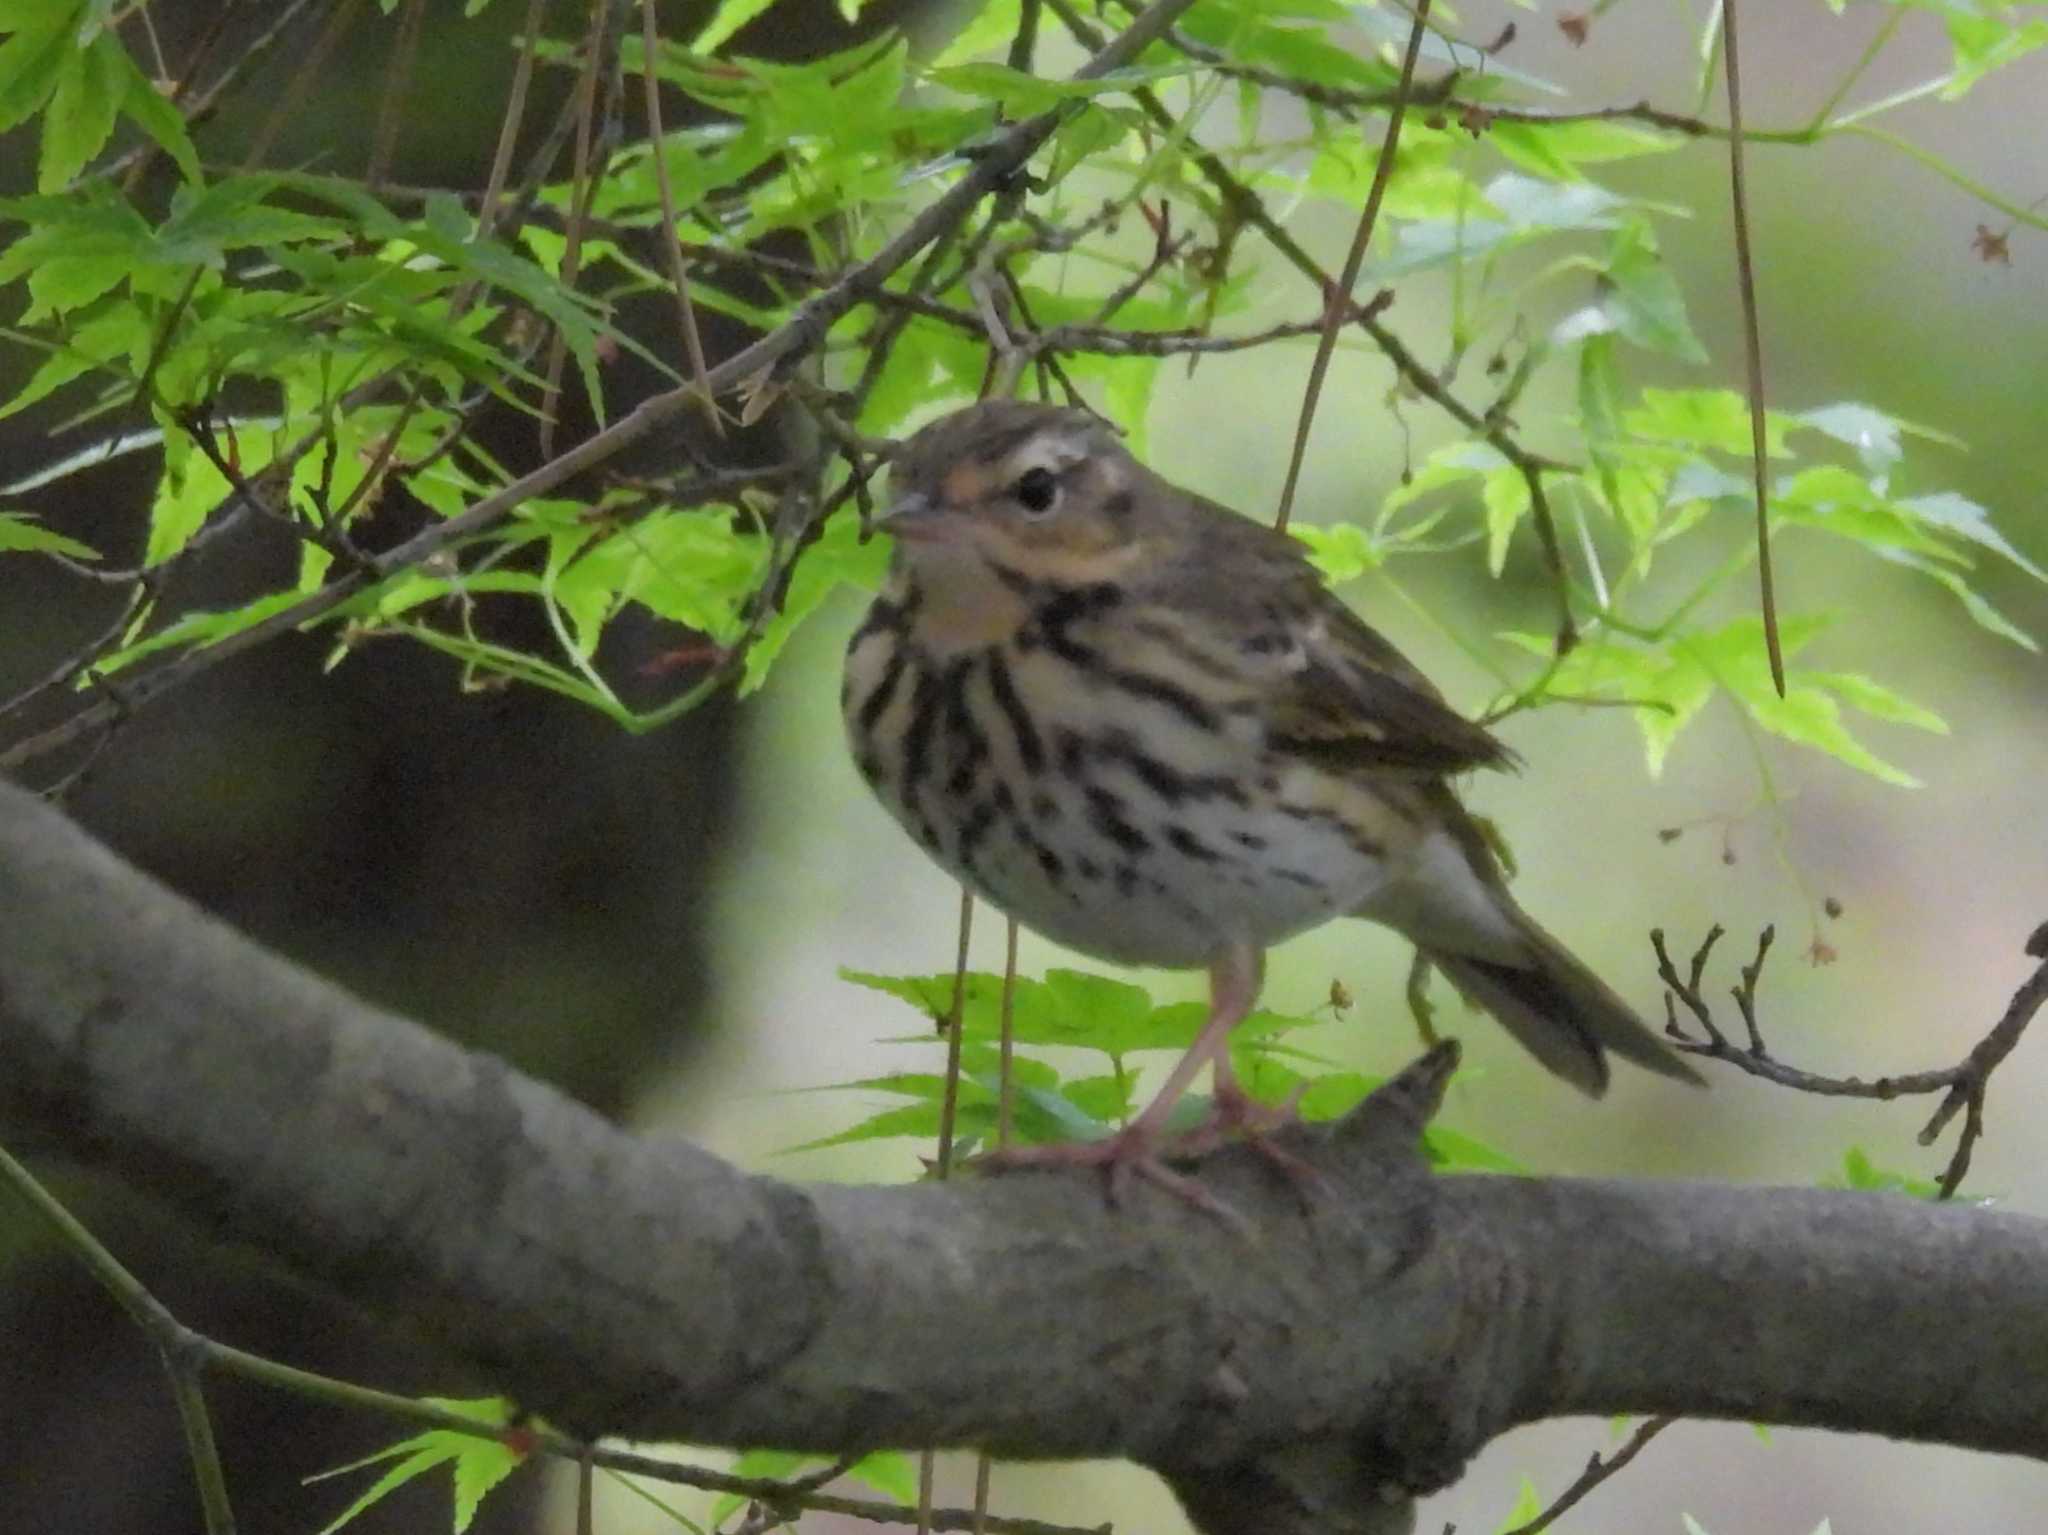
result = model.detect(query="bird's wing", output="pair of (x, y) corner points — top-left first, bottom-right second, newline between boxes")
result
(1164, 500), (1516, 777)
(1271, 598), (1518, 775)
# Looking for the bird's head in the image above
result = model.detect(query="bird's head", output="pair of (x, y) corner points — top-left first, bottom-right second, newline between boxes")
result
(882, 401), (1151, 589)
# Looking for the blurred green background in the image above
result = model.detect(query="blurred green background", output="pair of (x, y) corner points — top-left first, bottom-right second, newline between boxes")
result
(3, 3), (2046, 1533)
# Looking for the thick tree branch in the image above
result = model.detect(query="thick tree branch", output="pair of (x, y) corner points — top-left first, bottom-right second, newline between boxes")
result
(4, 781), (2048, 1535)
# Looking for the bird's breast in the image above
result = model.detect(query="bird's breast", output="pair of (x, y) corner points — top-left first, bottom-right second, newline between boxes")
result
(843, 603), (1407, 969)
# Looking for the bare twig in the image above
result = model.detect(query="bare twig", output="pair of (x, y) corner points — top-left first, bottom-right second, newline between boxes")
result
(999, 917), (1021, 1151)
(1087, 223), (1188, 330)
(245, 0), (362, 170)
(934, 888), (979, 1180)
(1273, 0), (1431, 533)
(0, 583), (150, 729)
(639, 0), (720, 426)
(847, 225), (965, 424)
(1519, 463), (1577, 651)
(106, 0), (331, 182)
(477, 0), (552, 232)
(1656, 923), (2048, 1198)
(1718, 0), (1785, 696)
(538, 0), (615, 461)
(802, 394), (889, 531)
(919, 885), (979, 1535)
(1499, 1416), (1675, 1535)
(1157, 24), (1456, 119)
(367, 0), (429, 193)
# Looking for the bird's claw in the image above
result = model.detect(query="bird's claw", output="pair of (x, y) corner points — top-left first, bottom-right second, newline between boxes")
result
(973, 1128), (1250, 1230)
(1168, 1082), (1327, 1204)
(973, 1081), (1325, 1223)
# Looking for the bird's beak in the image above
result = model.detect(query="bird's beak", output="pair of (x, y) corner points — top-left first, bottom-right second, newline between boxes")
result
(880, 491), (946, 542)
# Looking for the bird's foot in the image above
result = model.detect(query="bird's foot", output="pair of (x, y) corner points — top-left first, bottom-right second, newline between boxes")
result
(975, 1127), (1247, 1229)
(1170, 1081), (1325, 1201)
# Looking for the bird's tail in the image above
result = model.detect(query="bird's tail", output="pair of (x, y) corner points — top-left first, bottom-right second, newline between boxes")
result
(1424, 913), (1703, 1097)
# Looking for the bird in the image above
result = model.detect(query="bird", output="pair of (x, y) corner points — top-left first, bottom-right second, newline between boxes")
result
(841, 398), (1701, 1201)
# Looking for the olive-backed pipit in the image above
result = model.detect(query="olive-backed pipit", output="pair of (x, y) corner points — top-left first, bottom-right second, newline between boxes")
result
(843, 400), (1699, 1200)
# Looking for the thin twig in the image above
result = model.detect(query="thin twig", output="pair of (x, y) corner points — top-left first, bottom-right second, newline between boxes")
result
(847, 226), (965, 423)
(1719, 0), (1785, 696)
(172, 407), (372, 578)
(967, 12), (1041, 1518)
(245, 0), (362, 170)
(367, 0), (429, 193)
(1044, 0), (1574, 504)
(2, 0), (1208, 773)
(478, 0), (552, 232)
(1155, 24), (1455, 119)
(539, 0), (613, 461)
(0, 583), (150, 728)
(921, 885), (978, 1535)
(1655, 923), (2048, 1198)
(1519, 464), (1577, 651)
(1273, 0), (1431, 533)
(106, 0), (328, 183)
(0, 1140), (237, 1534)
(1499, 1416), (1675, 1535)
(934, 887), (978, 1181)
(907, 795), (982, 1535)
(162, 1351), (237, 1535)
(999, 917), (1020, 1152)
(0, 1133), (1104, 1535)
(639, 0), (720, 427)
(972, 1453), (996, 1535)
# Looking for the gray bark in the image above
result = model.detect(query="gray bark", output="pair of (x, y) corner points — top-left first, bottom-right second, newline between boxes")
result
(3, 778), (2046, 1535)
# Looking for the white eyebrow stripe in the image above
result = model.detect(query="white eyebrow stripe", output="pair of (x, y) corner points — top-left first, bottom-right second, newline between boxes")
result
(1005, 432), (1091, 476)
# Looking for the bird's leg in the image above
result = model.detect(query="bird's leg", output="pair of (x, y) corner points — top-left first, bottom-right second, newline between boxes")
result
(1179, 947), (1323, 1195)
(1127, 941), (1264, 1140)
(977, 942), (1263, 1218)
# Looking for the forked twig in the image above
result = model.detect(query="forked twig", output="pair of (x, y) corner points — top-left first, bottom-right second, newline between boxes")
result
(1499, 1415), (1675, 1535)
(1655, 922), (2048, 1198)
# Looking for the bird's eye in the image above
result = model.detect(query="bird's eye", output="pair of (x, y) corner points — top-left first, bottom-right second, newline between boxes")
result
(1013, 466), (1060, 517)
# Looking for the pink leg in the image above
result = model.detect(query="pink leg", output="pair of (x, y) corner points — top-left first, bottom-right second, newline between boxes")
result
(1128, 941), (1264, 1140)
(980, 942), (1264, 1216)
(1175, 961), (1321, 1195)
